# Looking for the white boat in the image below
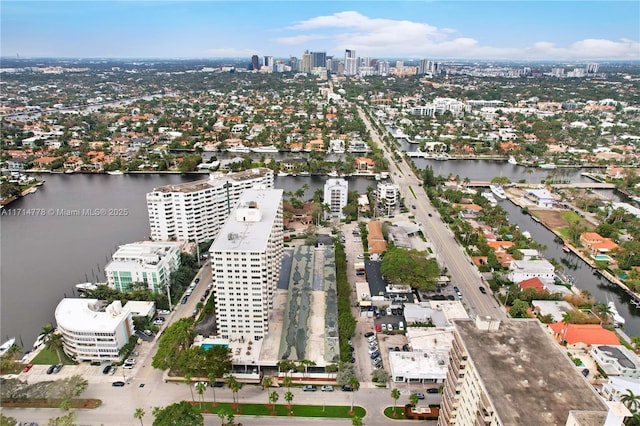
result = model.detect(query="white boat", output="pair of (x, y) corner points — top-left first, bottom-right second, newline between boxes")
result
(508, 156), (518, 165)
(64, 169), (74, 174)
(435, 154), (450, 161)
(482, 192), (497, 206)
(33, 333), (47, 350)
(489, 185), (507, 200)
(0, 337), (16, 357)
(539, 163), (557, 169)
(277, 171), (289, 177)
(75, 282), (98, 293)
(107, 170), (124, 175)
(227, 144), (250, 153)
(328, 171), (339, 177)
(608, 301), (625, 327)
(250, 145), (279, 153)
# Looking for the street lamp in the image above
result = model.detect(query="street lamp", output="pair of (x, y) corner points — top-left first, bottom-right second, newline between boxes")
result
(165, 284), (173, 312)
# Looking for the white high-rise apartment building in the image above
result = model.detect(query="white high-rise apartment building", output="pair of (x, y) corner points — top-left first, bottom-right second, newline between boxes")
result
(210, 188), (284, 341)
(55, 299), (134, 362)
(376, 182), (400, 215)
(324, 178), (348, 220)
(146, 168), (274, 242)
(105, 241), (181, 293)
(344, 49), (357, 76)
(439, 318), (617, 426)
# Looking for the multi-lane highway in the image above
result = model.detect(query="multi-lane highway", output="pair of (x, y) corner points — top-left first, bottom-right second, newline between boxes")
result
(356, 106), (507, 321)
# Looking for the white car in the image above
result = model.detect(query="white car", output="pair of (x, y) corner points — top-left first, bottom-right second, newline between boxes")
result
(158, 309), (170, 315)
(356, 254), (364, 259)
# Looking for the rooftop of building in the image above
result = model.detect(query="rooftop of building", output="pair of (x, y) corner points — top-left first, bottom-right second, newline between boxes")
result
(55, 299), (131, 332)
(454, 318), (608, 425)
(150, 167), (272, 194)
(108, 241), (179, 263)
(209, 188), (283, 253)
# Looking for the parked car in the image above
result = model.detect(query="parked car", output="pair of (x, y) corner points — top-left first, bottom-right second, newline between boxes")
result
(52, 363), (63, 374)
(102, 365), (112, 375)
(211, 381), (224, 388)
(158, 309), (170, 315)
(143, 329), (153, 336)
(194, 278), (200, 284)
(368, 347), (379, 354)
(321, 385), (334, 392)
(302, 385), (317, 392)
(427, 388), (439, 394)
(125, 358), (136, 365)
(364, 331), (374, 338)
(341, 385), (354, 392)
(153, 319), (164, 326)
(112, 381), (126, 387)
(370, 351), (380, 359)
(381, 324), (387, 331)
(387, 323), (394, 331)
(413, 392), (425, 400)
(181, 296), (188, 304)
(581, 368), (590, 377)
(479, 286), (487, 294)
(109, 367), (117, 375)
(46, 365), (56, 374)
(375, 323), (382, 332)
(372, 357), (382, 364)
(22, 364), (33, 373)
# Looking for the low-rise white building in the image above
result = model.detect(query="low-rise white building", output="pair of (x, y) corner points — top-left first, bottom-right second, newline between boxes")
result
(601, 376), (640, 403)
(524, 189), (555, 208)
(105, 241), (181, 293)
(389, 328), (454, 384)
(507, 259), (555, 283)
(590, 345), (640, 379)
(376, 182), (400, 214)
(55, 299), (134, 362)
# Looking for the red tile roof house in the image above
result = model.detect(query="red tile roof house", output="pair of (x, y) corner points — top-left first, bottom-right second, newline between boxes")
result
(517, 277), (547, 293)
(579, 232), (620, 254)
(549, 323), (619, 350)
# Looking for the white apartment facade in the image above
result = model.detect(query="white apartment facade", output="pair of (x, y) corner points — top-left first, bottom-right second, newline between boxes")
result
(377, 182), (400, 214)
(146, 168), (274, 242)
(55, 299), (134, 362)
(507, 259), (555, 283)
(323, 178), (348, 220)
(105, 241), (181, 293)
(210, 188), (284, 341)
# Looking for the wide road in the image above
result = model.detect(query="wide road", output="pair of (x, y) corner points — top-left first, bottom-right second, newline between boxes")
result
(356, 106), (507, 321)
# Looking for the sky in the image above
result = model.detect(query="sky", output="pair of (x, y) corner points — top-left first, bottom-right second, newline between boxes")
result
(1, 1), (639, 61)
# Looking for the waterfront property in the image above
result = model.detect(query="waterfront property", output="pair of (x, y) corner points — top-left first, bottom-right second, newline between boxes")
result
(210, 188), (283, 341)
(523, 188), (556, 208)
(323, 178), (348, 220)
(146, 168), (274, 242)
(590, 345), (640, 379)
(55, 299), (134, 362)
(105, 241), (181, 292)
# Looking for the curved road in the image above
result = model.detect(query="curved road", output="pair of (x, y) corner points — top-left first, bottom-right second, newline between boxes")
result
(356, 105), (507, 321)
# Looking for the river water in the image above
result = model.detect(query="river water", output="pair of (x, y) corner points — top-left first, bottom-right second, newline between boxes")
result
(1, 162), (638, 349)
(0, 172), (376, 348)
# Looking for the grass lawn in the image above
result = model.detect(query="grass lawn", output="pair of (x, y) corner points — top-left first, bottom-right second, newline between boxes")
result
(559, 210), (583, 224)
(31, 348), (76, 365)
(1, 398), (101, 409)
(383, 406), (404, 419)
(199, 402), (366, 418)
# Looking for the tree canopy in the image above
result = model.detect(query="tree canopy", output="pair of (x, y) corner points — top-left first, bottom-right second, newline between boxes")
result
(380, 247), (439, 290)
(153, 401), (203, 426)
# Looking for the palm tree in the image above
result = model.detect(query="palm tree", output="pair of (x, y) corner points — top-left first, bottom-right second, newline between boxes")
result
(269, 391), (279, 411)
(351, 415), (363, 426)
(348, 377), (360, 413)
(282, 375), (293, 393)
(262, 376), (272, 406)
(225, 374), (237, 404)
(409, 393), (419, 407)
(622, 389), (640, 413)
(390, 388), (401, 417)
(230, 379), (243, 413)
(208, 372), (219, 407)
(284, 390), (294, 410)
(195, 381), (207, 409)
(133, 407), (145, 426)
(185, 373), (195, 402)
(44, 331), (64, 363)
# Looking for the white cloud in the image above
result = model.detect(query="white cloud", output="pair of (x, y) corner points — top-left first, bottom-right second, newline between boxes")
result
(276, 11), (640, 60)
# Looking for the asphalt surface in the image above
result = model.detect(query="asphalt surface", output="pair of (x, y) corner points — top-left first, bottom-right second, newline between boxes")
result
(356, 106), (507, 321)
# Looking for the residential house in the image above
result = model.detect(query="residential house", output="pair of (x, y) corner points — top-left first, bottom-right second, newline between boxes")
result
(549, 323), (620, 350)
(524, 189), (555, 208)
(355, 157), (375, 172)
(601, 376), (640, 404)
(517, 277), (547, 293)
(590, 345), (640, 379)
(580, 232), (620, 254)
(507, 258), (555, 283)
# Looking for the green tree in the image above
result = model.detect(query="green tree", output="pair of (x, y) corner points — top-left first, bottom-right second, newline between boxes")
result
(0, 414), (17, 426)
(391, 388), (401, 417)
(372, 368), (389, 384)
(409, 392), (419, 407)
(44, 332), (64, 363)
(282, 375), (293, 393)
(284, 390), (294, 409)
(230, 379), (243, 413)
(47, 411), (76, 426)
(336, 362), (357, 386)
(622, 388), (640, 413)
(152, 318), (195, 371)
(348, 377), (360, 413)
(134, 407), (146, 426)
(380, 247), (439, 291)
(195, 381), (207, 409)
(351, 415), (363, 426)
(208, 372), (219, 407)
(52, 375), (89, 403)
(269, 391), (279, 411)
(152, 401), (203, 426)
(185, 373), (195, 402)
(509, 299), (530, 318)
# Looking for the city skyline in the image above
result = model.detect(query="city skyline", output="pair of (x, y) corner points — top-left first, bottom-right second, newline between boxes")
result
(1, 1), (639, 61)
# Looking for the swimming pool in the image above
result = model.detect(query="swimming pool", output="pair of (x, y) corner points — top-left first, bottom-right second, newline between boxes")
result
(200, 343), (228, 350)
(592, 254), (612, 262)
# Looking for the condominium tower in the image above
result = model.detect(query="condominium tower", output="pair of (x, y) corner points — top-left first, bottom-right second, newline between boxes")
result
(439, 318), (616, 426)
(209, 188), (284, 341)
(146, 168), (274, 242)
(344, 49), (357, 76)
(323, 178), (348, 220)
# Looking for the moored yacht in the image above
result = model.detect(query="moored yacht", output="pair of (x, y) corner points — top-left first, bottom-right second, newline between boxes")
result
(508, 156), (518, 165)
(227, 144), (251, 153)
(608, 301), (625, 327)
(251, 145), (279, 153)
(489, 185), (507, 200)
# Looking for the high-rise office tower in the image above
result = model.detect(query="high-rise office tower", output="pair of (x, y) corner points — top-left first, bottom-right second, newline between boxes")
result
(289, 56), (299, 72)
(301, 50), (312, 73)
(344, 49), (357, 76)
(263, 56), (274, 72)
(312, 51), (326, 68)
(251, 55), (260, 71)
(210, 188), (284, 341)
